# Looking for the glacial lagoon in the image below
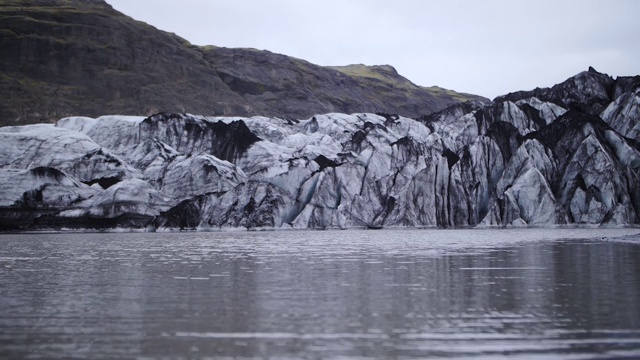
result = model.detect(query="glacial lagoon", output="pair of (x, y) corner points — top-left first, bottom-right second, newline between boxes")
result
(1, 228), (640, 359)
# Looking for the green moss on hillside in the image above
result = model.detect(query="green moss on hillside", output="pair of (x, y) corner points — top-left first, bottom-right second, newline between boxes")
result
(424, 86), (478, 103)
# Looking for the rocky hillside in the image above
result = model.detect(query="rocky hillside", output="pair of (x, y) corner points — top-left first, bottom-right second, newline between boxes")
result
(0, 68), (639, 231)
(0, 0), (486, 126)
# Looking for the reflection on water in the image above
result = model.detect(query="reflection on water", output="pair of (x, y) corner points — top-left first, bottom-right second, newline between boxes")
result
(1, 228), (640, 359)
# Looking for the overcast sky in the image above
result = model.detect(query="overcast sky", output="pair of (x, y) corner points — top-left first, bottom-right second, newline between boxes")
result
(105, 0), (640, 99)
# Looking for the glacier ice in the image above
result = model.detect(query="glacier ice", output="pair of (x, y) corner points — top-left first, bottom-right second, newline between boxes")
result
(2, 73), (640, 230)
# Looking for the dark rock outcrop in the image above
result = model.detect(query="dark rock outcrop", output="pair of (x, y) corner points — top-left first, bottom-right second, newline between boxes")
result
(495, 68), (615, 115)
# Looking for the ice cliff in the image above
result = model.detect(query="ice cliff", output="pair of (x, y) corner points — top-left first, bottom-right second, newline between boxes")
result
(1, 69), (639, 230)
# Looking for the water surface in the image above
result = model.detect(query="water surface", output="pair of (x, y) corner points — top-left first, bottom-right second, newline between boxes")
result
(1, 228), (640, 359)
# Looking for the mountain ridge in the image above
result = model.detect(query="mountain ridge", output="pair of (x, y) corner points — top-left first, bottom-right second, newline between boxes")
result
(0, 0), (487, 126)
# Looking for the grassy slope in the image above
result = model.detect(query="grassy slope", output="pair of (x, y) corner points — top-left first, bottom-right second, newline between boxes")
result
(328, 64), (486, 104)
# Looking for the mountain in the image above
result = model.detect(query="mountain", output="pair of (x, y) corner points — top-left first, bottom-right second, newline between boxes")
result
(0, 68), (639, 231)
(0, 0), (486, 126)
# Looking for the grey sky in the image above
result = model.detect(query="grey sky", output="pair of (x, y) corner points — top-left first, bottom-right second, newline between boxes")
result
(105, 0), (640, 99)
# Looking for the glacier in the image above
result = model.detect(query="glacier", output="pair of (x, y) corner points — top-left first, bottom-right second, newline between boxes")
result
(1, 69), (640, 231)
